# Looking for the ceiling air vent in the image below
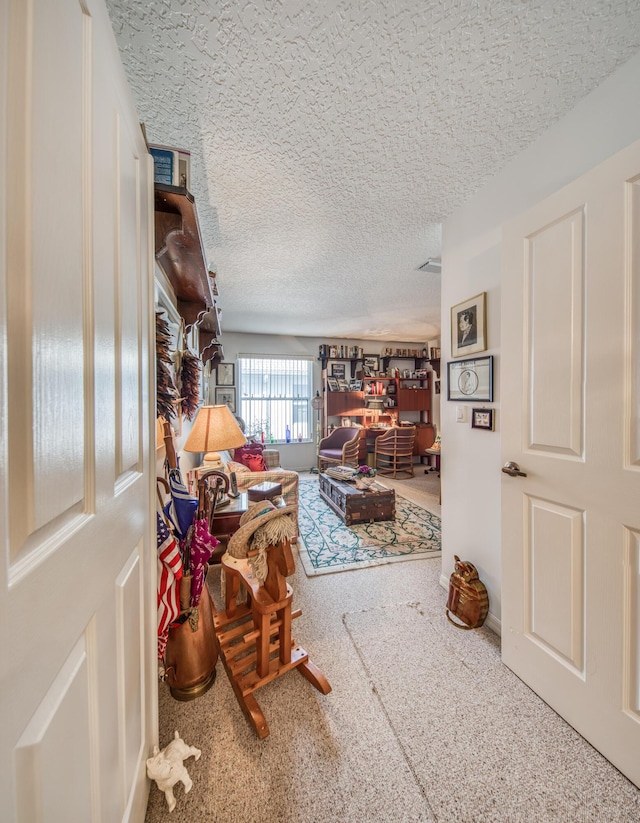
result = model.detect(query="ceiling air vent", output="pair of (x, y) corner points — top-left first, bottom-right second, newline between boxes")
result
(417, 258), (441, 273)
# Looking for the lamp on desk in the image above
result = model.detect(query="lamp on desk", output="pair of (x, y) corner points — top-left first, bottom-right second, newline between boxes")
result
(184, 404), (247, 507)
(366, 397), (385, 427)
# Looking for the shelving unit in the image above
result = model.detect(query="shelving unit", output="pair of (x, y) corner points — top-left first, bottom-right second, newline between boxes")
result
(318, 351), (436, 458)
(153, 182), (223, 366)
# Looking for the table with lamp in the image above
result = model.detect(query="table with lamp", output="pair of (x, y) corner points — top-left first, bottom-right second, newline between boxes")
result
(183, 404), (251, 558)
(184, 404), (287, 553)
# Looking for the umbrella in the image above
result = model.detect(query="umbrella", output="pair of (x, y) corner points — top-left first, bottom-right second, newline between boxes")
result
(160, 422), (220, 608)
(188, 476), (221, 608)
(162, 421), (197, 540)
(156, 512), (183, 661)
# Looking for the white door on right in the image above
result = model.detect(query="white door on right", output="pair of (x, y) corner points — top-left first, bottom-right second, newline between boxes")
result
(501, 139), (640, 788)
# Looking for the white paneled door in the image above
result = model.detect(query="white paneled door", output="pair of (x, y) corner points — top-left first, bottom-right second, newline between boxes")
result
(0, 1), (156, 821)
(502, 139), (640, 788)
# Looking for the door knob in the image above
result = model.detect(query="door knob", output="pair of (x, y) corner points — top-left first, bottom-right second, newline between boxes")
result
(502, 461), (527, 478)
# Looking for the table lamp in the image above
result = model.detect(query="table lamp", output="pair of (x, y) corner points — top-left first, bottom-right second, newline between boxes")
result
(184, 405), (247, 506)
(366, 397), (385, 426)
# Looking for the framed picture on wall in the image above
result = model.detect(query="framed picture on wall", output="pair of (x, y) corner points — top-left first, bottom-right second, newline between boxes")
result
(215, 387), (236, 413)
(447, 355), (493, 402)
(216, 362), (235, 386)
(451, 292), (487, 358)
(363, 355), (380, 376)
(471, 408), (494, 430)
(331, 363), (346, 379)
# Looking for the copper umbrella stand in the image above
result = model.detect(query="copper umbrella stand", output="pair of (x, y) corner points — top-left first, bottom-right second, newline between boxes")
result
(162, 424), (220, 701)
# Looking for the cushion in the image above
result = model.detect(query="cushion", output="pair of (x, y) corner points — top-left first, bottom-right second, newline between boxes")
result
(245, 453), (268, 472)
(227, 460), (251, 474)
(233, 442), (265, 469)
(262, 449), (280, 469)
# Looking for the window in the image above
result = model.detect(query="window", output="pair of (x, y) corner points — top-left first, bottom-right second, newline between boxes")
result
(237, 355), (313, 443)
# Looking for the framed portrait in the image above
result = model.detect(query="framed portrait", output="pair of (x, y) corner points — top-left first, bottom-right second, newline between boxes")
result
(349, 379), (363, 391)
(363, 355), (380, 376)
(331, 363), (346, 379)
(451, 292), (487, 358)
(215, 386), (236, 413)
(447, 356), (493, 402)
(327, 377), (340, 391)
(338, 379), (350, 392)
(216, 362), (235, 386)
(471, 408), (494, 430)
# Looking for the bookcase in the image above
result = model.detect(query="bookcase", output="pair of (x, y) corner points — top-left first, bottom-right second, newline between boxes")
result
(318, 349), (436, 457)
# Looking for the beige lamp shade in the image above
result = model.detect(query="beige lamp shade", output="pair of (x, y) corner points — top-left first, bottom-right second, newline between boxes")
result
(183, 405), (247, 453)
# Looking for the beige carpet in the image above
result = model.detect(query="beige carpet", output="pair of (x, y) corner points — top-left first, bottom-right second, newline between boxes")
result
(145, 470), (640, 822)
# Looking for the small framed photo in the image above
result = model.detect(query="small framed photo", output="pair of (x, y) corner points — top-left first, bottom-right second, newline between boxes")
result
(338, 379), (350, 392)
(215, 386), (236, 413)
(447, 355), (493, 402)
(327, 377), (340, 391)
(349, 378), (363, 391)
(471, 408), (494, 430)
(363, 355), (380, 376)
(331, 363), (346, 379)
(451, 292), (487, 358)
(216, 362), (235, 386)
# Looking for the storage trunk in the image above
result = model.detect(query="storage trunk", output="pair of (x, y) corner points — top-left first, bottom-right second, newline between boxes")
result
(319, 474), (395, 525)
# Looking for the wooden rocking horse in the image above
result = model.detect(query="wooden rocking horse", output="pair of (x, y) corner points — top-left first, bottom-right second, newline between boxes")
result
(212, 502), (331, 738)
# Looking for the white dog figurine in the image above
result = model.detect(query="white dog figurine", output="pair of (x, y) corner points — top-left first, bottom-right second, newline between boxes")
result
(146, 731), (201, 813)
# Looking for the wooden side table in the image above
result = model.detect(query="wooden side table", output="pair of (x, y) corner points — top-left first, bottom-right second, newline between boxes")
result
(209, 493), (287, 562)
(209, 493), (249, 562)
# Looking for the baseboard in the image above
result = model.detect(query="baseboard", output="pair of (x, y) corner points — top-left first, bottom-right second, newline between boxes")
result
(438, 573), (501, 637)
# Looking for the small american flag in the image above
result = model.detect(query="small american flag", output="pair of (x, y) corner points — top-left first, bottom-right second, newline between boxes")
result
(156, 513), (183, 661)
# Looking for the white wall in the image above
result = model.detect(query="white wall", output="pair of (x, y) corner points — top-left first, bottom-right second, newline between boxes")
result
(441, 50), (640, 630)
(219, 331), (438, 471)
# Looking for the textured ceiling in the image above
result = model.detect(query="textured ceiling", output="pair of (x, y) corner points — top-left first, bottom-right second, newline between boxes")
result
(106, 1), (640, 343)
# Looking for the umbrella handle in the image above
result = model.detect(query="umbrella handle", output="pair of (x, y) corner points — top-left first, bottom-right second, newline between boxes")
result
(197, 474), (225, 526)
(197, 480), (208, 520)
(163, 421), (178, 469)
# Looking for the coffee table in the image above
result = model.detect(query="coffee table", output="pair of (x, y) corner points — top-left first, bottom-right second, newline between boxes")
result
(318, 473), (395, 526)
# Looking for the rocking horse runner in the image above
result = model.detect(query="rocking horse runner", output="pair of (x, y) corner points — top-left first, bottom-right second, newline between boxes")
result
(213, 501), (332, 738)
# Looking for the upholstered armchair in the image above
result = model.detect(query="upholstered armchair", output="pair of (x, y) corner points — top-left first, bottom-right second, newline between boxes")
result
(318, 427), (361, 472)
(373, 426), (416, 478)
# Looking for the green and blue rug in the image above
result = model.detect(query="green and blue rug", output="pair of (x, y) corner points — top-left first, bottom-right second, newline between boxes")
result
(297, 479), (441, 576)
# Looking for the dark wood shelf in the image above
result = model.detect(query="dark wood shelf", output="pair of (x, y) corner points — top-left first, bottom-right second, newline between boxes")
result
(198, 306), (223, 366)
(318, 356), (363, 378)
(154, 183), (214, 327)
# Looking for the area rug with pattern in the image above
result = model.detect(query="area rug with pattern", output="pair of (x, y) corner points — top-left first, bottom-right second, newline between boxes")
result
(296, 479), (441, 576)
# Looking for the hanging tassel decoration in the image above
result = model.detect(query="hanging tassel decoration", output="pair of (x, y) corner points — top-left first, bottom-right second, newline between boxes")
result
(156, 312), (178, 420)
(180, 349), (202, 421)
